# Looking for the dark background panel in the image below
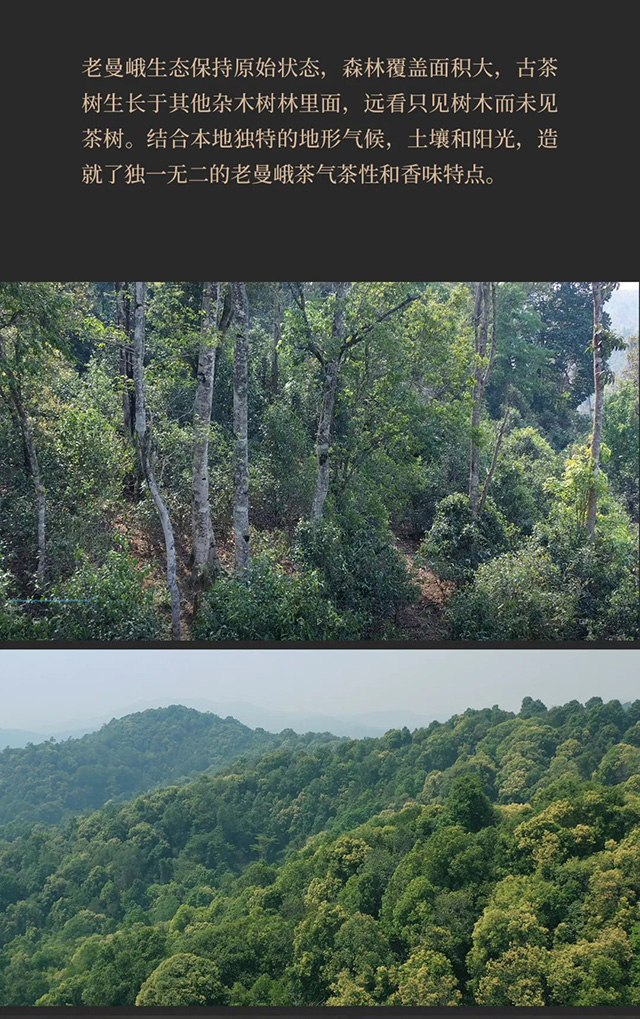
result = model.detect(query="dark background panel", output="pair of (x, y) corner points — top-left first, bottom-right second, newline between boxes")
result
(0, 3), (635, 280)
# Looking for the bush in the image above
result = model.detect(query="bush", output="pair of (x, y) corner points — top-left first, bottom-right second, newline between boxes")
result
(602, 381), (639, 520)
(445, 509), (639, 642)
(46, 547), (161, 640)
(193, 555), (358, 641)
(491, 427), (561, 535)
(418, 493), (511, 582)
(534, 514), (638, 640)
(0, 551), (36, 639)
(250, 405), (315, 529)
(293, 513), (414, 627)
(444, 541), (578, 640)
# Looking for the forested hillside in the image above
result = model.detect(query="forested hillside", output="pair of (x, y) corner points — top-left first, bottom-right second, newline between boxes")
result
(1, 281), (637, 641)
(1, 697), (640, 1005)
(0, 705), (339, 828)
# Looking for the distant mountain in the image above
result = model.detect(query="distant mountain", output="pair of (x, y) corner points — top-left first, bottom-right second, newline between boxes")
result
(0, 705), (340, 828)
(0, 729), (52, 750)
(119, 698), (433, 739)
(0, 726), (98, 749)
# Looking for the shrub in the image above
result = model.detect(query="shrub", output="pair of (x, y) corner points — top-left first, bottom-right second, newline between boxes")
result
(444, 541), (578, 640)
(418, 493), (511, 582)
(193, 555), (358, 641)
(445, 507), (639, 642)
(293, 513), (414, 626)
(491, 427), (561, 535)
(0, 552), (35, 639)
(47, 546), (161, 640)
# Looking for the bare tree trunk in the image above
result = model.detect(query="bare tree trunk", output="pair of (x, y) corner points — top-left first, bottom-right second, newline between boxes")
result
(311, 356), (340, 521)
(586, 282), (606, 539)
(132, 282), (182, 639)
(271, 282), (282, 397)
(192, 282), (221, 584)
(469, 282), (496, 518)
(311, 282), (349, 521)
(116, 282), (134, 437)
(232, 282), (250, 578)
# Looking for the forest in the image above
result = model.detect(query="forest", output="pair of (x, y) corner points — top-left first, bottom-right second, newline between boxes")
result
(0, 705), (339, 828)
(0, 281), (638, 642)
(0, 697), (639, 1005)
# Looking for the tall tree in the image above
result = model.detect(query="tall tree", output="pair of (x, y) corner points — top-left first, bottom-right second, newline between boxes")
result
(586, 281), (618, 538)
(0, 345), (47, 588)
(232, 282), (250, 578)
(271, 282), (282, 397)
(311, 282), (349, 520)
(290, 282), (416, 521)
(115, 282), (134, 438)
(132, 282), (182, 638)
(469, 282), (497, 518)
(0, 283), (70, 590)
(191, 282), (232, 586)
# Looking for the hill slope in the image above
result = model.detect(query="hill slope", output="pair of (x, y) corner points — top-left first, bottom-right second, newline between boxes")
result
(0, 705), (340, 828)
(1, 697), (640, 1005)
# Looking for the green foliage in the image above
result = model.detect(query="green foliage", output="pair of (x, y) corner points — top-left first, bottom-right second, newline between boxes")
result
(445, 773), (497, 832)
(444, 542), (577, 640)
(603, 381), (639, 518)
(294, 513), (415, 630)
(0, 705), (340, 828)
(46, 547), (161, 641)
(445, 487), (638, 642)
(491, 426), (561, 535)
(1, 698), (640, 1006)
(193, 554), (357, 641)
(419, 493), (511, 582)
(1, 281), (636, 642)
(136, 953), (226, 1005)
(0, 550), (35, 639)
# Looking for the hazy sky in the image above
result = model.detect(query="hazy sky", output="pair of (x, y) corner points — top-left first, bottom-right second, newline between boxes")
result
(0, 649), (637, 731)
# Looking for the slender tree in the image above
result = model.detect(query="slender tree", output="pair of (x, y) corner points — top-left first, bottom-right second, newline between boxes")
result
(469, 282), (497, 517)
(0, 344), (46, 588)
(115, 282), (134, 438)
(478, 399), (511, 516)
(132, 282), (182, 638)
(0, 283), (69, 590)
(191, 282), (232, 585)
(586, 281), (618, 538)
(232, 282), (250, 578)
(271, 282), (282, 397)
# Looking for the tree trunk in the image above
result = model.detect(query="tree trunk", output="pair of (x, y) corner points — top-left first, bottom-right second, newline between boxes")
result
(311, 282), (349, 521)
(132, 282), (182, 639)
(586, 282), (606, 538)
(116, 282), (134, 437)
(191, 281), (221, 584)
(478, 400), (511, 516)
(311, 356), (340, 521)
(232, 282), (250, 578)
(271, 282), (282, 397)
(469, 282), (495, 518)
(0, 337), (46, 588)
(19, 405), (46, 590)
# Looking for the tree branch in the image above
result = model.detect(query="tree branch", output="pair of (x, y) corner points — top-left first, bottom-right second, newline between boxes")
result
(340, 294), (417, 356)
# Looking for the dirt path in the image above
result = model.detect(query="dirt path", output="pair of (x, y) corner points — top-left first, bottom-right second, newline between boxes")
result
(394, 535), (455, 639)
